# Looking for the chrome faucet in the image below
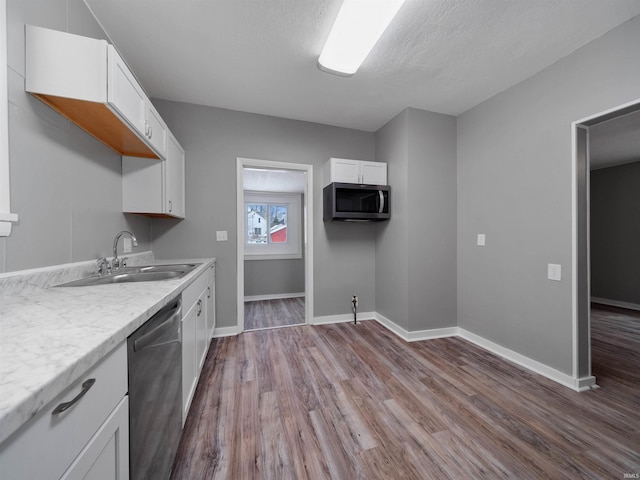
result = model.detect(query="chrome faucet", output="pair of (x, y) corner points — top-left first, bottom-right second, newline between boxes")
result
(112, 231), (138, 271)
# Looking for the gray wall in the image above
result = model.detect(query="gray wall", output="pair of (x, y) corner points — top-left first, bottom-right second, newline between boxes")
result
(2, 0), (152, 273)
(375, 110), (409, 329)
(151, 100), (376, 327)
(244, 258), (305, 297)
(590, 161), (640, 306)
(375, 108), (457, 332)
(457, 15), (640, 375)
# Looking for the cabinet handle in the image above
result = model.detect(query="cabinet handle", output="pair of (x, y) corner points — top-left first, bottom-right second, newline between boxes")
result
(197, 299), (202, 316)
(207, 286), (211, 299)
(148, 124), (153, 139)
(168, 200), (173, 212)
(52, 378), (96, 415)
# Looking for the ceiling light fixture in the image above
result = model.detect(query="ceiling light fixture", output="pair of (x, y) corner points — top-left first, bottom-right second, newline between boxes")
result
(318, 0), (406, 77)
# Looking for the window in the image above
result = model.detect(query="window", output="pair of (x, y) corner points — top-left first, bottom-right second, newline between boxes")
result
(245, 192), (301, 260)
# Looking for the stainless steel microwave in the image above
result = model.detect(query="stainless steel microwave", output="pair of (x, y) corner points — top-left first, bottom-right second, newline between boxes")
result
(323, 182), (390, 222)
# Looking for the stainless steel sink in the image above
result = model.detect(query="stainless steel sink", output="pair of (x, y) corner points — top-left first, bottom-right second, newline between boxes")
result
(56, 263), (201, 287)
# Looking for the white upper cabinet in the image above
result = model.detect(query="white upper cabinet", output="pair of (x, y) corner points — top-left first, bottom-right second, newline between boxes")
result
(144, 101), (168, 159)
(25, 25), (167, 160)
(323, 158), (387, 186)
(122, 130), (185, 219)
(107, 45), (146, 138)
(165, 131), (185, 218)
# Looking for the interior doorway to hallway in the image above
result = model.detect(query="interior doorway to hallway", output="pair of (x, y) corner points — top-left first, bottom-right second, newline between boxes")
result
(572, 98), (640, 389)
(236, 158), (314, 332)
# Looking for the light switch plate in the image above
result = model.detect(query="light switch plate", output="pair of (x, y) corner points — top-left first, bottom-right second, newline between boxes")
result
(548, 263), (562, 281)
(216, 230), (228, 242)
(477, 234), (486, 246)
(123, 237), (132, 253)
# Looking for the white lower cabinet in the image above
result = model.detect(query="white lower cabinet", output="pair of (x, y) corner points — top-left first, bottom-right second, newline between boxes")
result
(181, 299), (197, 424)
(60, 396), (129, 480)
(0, 342), (128, 480)
(206, 265), (216, 339)
(181, 266), (215, 424)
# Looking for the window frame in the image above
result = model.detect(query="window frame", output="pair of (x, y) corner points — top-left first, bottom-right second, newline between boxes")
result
(244, 191), (302, 260)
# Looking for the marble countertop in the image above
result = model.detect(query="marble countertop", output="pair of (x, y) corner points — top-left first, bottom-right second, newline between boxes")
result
(0, 255), (216, 445)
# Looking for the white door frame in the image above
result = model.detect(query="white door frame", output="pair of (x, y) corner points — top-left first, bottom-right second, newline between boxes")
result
(236, 158), (314, 331)
(571, 97), (640, 390)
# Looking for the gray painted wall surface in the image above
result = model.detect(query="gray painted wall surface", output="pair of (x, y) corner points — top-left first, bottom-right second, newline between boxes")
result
(407, 108), (457, 331)
(151, 100), (376, 327)
(244, 258), (304, 297)
(375, 111), (409, 330)
(2, 0), (151, 273)
(591, 161), (640, 306)
(457, 16), (640, 375)
(375, 108), (457, 332)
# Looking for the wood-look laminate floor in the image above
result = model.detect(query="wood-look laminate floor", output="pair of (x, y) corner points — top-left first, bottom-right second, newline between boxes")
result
(171, 306), (640, 479)
(244, 297), (305, 331)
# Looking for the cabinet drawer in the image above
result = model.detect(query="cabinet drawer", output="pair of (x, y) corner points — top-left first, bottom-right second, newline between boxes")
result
(182, 270), (208, 309)
(0, 342), (127, 480)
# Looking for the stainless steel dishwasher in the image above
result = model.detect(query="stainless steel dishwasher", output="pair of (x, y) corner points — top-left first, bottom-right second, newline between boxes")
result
(127, 298), (182, 480)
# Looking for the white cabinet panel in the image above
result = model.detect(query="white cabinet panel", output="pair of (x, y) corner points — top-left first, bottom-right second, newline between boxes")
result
(360, 161), (387, 185)
(107, 46), (146, 137)
(0, 343), (127, 480)
(166, 132), (185, 218)
(122, 132), (185, 219)
(206, 265), (216, 339)
(195, 295), (207, 370)
(60, 396), (129, 480)
(145, 101), (168, 158)
(182, 302), (197, 424)
(25, 25), (174, 160)
(323, 158), (387, 185)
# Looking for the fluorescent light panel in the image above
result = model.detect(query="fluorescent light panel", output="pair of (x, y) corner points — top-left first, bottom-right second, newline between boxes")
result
(318, 0), (406, 76)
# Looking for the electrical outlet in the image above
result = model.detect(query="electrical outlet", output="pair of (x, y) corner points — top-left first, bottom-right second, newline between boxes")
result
(123, 237), (132, 253)
(477, 234), (486, 246)
(352, 295), (358, 307)
(216, 231), (228, 241)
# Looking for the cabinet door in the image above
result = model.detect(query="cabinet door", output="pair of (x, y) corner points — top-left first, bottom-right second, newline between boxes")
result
(166, 132), (185, 218)
(60, 396), (129, 480)
(182, 304), (197, 424)
(360, 161), (387, 185)
(206, 266), (216, 339)
(327, 158), (360, 184)
(196, 296), (208, 371)
(145, 100), (168, 158)
(107, 46), (146, 136)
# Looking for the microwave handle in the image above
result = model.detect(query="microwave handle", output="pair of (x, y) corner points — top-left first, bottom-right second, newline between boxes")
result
(378, 190), (385, 214)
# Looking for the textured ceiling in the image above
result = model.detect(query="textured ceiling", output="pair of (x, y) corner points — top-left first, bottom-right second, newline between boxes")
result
(84, 0), (640, 132)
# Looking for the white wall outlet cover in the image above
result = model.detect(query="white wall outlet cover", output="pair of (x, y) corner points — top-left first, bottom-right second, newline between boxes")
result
(477, 234), (486, 246)
(123, 237), (132, 253)
(216, 230), (228, 241)
(547, 263), (562, 281)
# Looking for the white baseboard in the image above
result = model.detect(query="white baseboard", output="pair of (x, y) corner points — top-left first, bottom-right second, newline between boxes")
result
(371, 313), (590, 392)
(591, 297), (640, 312)
(374, 312), (457, 342)
(212, 325), (242, 337)
(457, 328), (583, 391)
(232, 308), (595, 392)
(312, 312), (375, 325)
(244, 292), (305, 302)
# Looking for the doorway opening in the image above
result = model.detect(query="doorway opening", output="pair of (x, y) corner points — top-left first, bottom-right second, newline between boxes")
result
(236, 158), (314, 332)
(572, 98), (640, 389)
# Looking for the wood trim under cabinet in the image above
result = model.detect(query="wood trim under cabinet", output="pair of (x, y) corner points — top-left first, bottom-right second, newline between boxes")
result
(33, 94), (159, 159)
